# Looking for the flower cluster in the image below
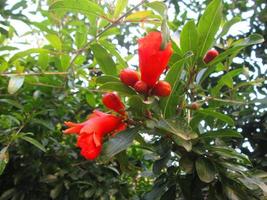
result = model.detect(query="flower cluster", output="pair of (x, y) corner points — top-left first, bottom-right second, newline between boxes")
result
(64, 31), (173, 160)
(120, 31), (173, 97)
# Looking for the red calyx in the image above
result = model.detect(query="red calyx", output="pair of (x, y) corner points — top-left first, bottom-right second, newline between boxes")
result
(102, 92), (125, 115)
(203, 49), (219, 64)
(134, 80), (148, 94)
(152, 81), (171, 97)
(119, 68), (140, 87)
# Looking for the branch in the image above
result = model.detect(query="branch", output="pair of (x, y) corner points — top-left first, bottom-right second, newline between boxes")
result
(0, 72), (68, 77)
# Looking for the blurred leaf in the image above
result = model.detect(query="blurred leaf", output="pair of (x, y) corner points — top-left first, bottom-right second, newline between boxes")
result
(99, 82), (136, 95)
(208, 34), (264, 66)
(195, 157), (216, 183)
(20, 135), (46, 152)
(46, 34), (62, 50)
(180, 156), (194, 173)
(38, 53), (49, 70)
(102, 128), (138, 159)
(8, 75), (24, 94)
(200, 129), (242, 139)
(218, 16), (242, 38)
(96, 75), (120, 84)
(9, 48), (50, 63)
(90, 43), (117, 75)
(146, 1), (166, 16)
(0, 147), (9, 176)
(49, 0), (104, 17)
(113, 0), (128, 18)
(0, 99), (23, 109)
(125, 11), (153, 21)
(197, 109), (234, 126)
(197, 0), (222, 57)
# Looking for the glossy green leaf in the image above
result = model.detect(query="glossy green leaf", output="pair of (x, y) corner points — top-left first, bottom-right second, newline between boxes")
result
(146, 1), (166, 16)
(200, 129), (242, 139)
(90, 43), (117, 75)
(9, 48), (50, 63)
(208, 146), (251, 165)
(49, 0), (104, 17)
(113, 0), (128, 18)
(180, 20), (198, 58)
(99, 82), (136, 95)
(197, 109), (234, 126)
(197, 0), (222, 57)
(160, 53), (192, 118)
(20, 136), (46, 152)
(157, 118), (198, 141)
(8, 75), (24, 94)
(195, 158), (216, 183)
(102, 128), (138, 159)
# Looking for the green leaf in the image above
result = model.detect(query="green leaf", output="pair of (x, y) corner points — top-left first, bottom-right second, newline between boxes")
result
(208, 34), (264, 66)
(20, 136), (46, 152)
(208, 146), (251, 165)
(197, 109), (234, 126)
(200, 129), (242, 139)
(96, 75), (120, 84)
(99, 40), (128, 68)
(180, 20), (198, 59)
(160, 53), (192, 118)
(157, 118), (198, 141)
(0, 58), (8, 73)
(0, 99), (23, 109)
(99, 82), (136, 96)
(75, 26), (87, 48)
(145, 1), (166, 17)
(49, 0), (104, 17)
(0, 147), (9, 176)
(197, 0), (222, 57)
(195, 157), (216, 183)
(218, 16), (241, 38)
(180, 156), (194, 173)
(9, 48), (50, 63)
(125, 11), (153, 21)
(113, 0), (128, 18)
(102, 128), (138, 159)
(90, 43), (117, 75)
(38, 53), (49, 70)
(128, 95), (148, 116)
(46, 34), (62, 50)
(8, 75), (25, 94)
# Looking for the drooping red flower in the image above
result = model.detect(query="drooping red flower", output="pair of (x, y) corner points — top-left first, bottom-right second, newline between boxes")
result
(64, 110), (126, 160)
(102, 92), (125, 115)
(138, 31), (173, 88)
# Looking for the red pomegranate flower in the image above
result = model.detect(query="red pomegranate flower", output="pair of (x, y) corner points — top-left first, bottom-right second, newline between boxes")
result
(138, 31), (173, 88)
(64, 110), (126, 160)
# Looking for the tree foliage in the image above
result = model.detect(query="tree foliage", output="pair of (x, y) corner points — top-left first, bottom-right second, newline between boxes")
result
(0, 0), (266, 199)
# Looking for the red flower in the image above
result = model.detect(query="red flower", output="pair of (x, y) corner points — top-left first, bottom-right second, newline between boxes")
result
(102, 92), (125, 115)
(203, 49), (219, 63)
(138, 31), (173, 88)
(64, 110), (126, 160)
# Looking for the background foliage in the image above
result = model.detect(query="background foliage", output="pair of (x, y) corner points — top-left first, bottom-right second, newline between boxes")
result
(0, 0), (266, 199)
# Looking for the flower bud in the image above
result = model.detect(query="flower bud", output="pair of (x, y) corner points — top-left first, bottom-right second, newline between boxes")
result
(203, 49), (219, 63)
(134, 80), (148, 94)
(152, 81), (171, 97)
(189, 102), (201, 110)
(119, 68), (140, 87)
(102, 92), (125, 115)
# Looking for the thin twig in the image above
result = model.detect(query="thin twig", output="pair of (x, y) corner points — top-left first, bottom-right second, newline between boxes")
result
(0, 72), (68, 77)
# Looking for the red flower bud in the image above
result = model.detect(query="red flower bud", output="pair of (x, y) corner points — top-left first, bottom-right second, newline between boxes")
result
(119, 68), (140, 87)
(152, 81), (171, 97)
(134, 80), (148, 94)
(203, 49), (219, 63)
(138, 31), (173, 87)
(102, 92), (125, 115)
